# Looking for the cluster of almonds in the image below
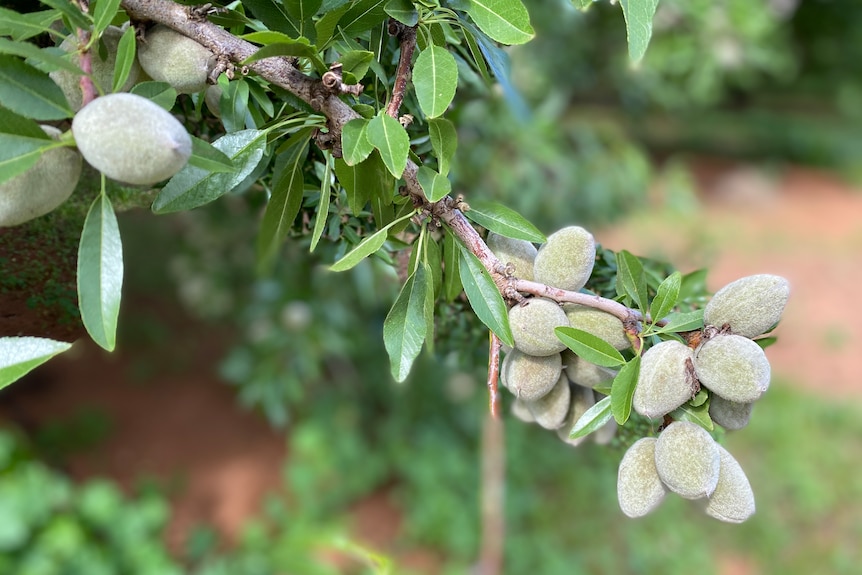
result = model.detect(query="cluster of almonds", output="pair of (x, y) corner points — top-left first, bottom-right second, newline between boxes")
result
(620, 274), (790, 522)
(491, 223), (790, 524)
(493, 226), (625, 445)
(2, 24), (216, 226)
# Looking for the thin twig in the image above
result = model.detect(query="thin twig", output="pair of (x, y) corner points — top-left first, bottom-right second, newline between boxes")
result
(475, 410), (505, 575)
(384, 21), (417, 119)
(487, 332), (502, 418)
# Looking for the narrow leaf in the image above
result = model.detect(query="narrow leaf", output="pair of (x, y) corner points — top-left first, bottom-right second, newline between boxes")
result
(670, 400), (714, 432)
(466, 0), (535, 45)
(383, 263), (431, 382)
(111, 25), (137, 93)
(0, 55), (73, 120)
(366, 113), (409, 178)
(464, 199), (545, 243)
(242, 0), (303, 39)
(619, 0), (660, 63)
(610, 356), (641, 425)
(555, 327), (626, 368)
(0, 337), (72, 391)
(339, 0), (389, 36)
(77, 193), (123, 352)
(568, 395), (613, 440)
(341, 118), (373, 166)
(130, 81), (177, 111)
(310, 153), (333, 252)
(0, 8), (60, 42)
(92, 0), (122, 37)
(616, 249), (649, 313)
(0, 134), (57, 184)
(457, 244), (514, 347)
(442, 230), (462, 303)
(0, 38), (84, 76)
(650, 271), (682, 324)
(152, 129), (267, 213)
(37, 0), (91, 30)
(330, 210), (414, 272)
(0, 108), (50, 139)
(187, 135), (236, 173)
(385, 0), (418, 27)
(413, 44), (458, 119)
(655, 309), (705, 334)
(428, 117), (457, 176)
(417, 166), (451, 203)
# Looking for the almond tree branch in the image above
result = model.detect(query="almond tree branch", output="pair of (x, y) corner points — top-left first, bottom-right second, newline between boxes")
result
(487, 332), (502, 418)
(384, 20), (417, 119)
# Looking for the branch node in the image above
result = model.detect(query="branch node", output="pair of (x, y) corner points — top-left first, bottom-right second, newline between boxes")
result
(399, 114), (414, 128)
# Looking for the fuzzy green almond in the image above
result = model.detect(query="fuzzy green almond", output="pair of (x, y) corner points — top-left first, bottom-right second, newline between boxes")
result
(563, 351), (616, 388)
(509, 298), (570, 356)
(708, 395), (754, 431)
(532, 226), (596, 291)
(0, 126), (82, 227)
(617, 437), (667, 517)
(704, 445), (756, 523)
(487, 232), (537, 281)
(695, 334), (771, 403)
(137, 24), (216, 94)
(563, 304), (631, 350)
(556, 384), (596, 446)
(501, 350), (562, 402)
(654, 421), (721, 499)
(632, 340), (695, 419)
(704, 274), (790, 338)
(510, 398), (536, 423)
(526, 373), (571, 430)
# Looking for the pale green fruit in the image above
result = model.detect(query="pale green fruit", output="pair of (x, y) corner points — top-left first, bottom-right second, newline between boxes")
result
(654, 421), (720, 499)
(617, 438), (667, 518)
(632, 340), (695, 419)
(695, 334), (770, 403)
(204, 84), (223, 118)
(508, 298), (569, 356)
(50, 26), (142, 111)
(137, 25), (215, 94)
(533, 226), (595, 291)
(563, 351), (616, 388)
(704, 445), (755, 523)
(510, 398), (536, 423)
(526, 373), (571, 430)
(72, 93), (192, 185)
(487, 232), (537, 281)
(704, 274), (790, 338)
(556, 385), (595, 446)
(501, 350), (562, 402)
(563, 304), (631, 350)
(0, 126), (82, 227)
(708, 395), (753, 431)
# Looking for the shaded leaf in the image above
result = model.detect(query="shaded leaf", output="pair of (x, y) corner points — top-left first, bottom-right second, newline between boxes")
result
(0, 337), (72, 391)
(442, 230), (462, 303)
(366, 113), (409, 178)
(385, 0), (418, 26)
(413, 44), (458, 119)
(555, 327), (626, 368)
(130, 81), (177, 110)
(0, 134), (57, 186)
(457, 244), (514, 347)
(111, 25), (137, 93)
(330, 210), (414, 272)
(0, 37), (84, 76)
(339, 0), (388, 36)
(610, 356), (640, 425)
(417, 166), (451, 203)
(466, 0), (534, 45)
(655, 309), (705, 334)
(384, 263), (432, 382)
(428, 117), (457, 176)
(0, 108), (50, 139)
(242, 0), (303, 39)
(568, 395), (613, 440)
(340, 49), (374, 83)
(77, 193), (123, 352)
(464, 199), (545, 243)
(310, 153), (334, 252)
(38, 0), (90, 29)
(187, 135), (236, 173)
(616, 249), (649, 313)
(0, 8), (60, 42)
(671, 400), (714, 432)
(619, 0), (660, 63)
(650, 271), (681, 324)
(341, 118), (373, 166)
(0, 55), (72, 120)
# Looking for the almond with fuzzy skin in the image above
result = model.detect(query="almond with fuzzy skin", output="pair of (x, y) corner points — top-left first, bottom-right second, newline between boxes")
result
(501, 350), (562, 402)
(654, 421), (720, 500)
(617, 438), (667, 517)
(532, 226), (595, 291)
(563, 351), (616, 388)
(487, 232), (537, 281)
(708, 395), (754, 431)
(72, 93), (192, 185)
(556, 385), (595, 446)
(704, 445), (755, 523)
(137, 25), (215, 94)
(632, 340), (695, 419)
(509, 298), (569, 356)
(694, 334), (770, 403)
(704, 274), (790, 338)
(563, 304), (630, 350)
(526, 373), (571, 429)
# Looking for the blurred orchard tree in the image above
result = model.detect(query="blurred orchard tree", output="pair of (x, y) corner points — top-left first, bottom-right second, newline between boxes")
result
(1, 0), (792, 572)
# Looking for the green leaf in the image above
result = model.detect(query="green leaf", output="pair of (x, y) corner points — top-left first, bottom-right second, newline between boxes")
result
(0, 337), (72, 391)
(619, 0), (659, 63)
(339, 0), (388, 36)
(655, 309), (705, 334)
(285, 0), (322, 25)
(242, 0), (303, 39)
(330, 210), (414, 272)
(464, 199), (546, 243)
(341, 118), (373, 166)
(334, 152), (393, 216)
(310, 153), (333, 252)
(413, 45), (458, 119)
(571, 0), (597, 11)
(385, 0), (418, 26)
(366, 113), (409, 179)
(650, 271), (682, 324)
(616, 249), (649, 313)
(567, 395), (613, 440)
(257, 130), (312, 272)
(340, 50), (374, 83)
(465, 0), (535, 45)
(92, 0), (121, 37)
(0, 8), (60, 42)
(678, 268), (708, 302)
(77, 193), (123, 352)
(218, 76), (250, 133)
(670, 400), (714, 432)
(0, 108), (50, 139)
(153, 129), (267, 213)
(111, 25), (137, 93)
(442, 230), (462, 303)
(610, 356), (640, 425)
(427, 117), (457, 176)
(0, 38), (83, 76)
(315, 4), (351, 49)
(0, 134), (58, 185)
(240, 34), (326, 73)
(457, 244), (514, 347)
(0, 55), (73, 120)
(39, 0), (91, 29)
(384, 263), (432, 382)
(754, 336), (777, 350)
(187, 136), (236, 173)
(555, 327), (625, 368)
(417, 166), (451, 203)
(130, 81), (177, 110)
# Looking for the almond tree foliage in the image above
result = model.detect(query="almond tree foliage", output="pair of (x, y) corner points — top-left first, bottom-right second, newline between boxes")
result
(1, 0), (790, 558)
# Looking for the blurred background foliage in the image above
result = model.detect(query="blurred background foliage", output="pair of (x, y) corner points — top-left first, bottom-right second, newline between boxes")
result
(4, 0), (862, 573)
